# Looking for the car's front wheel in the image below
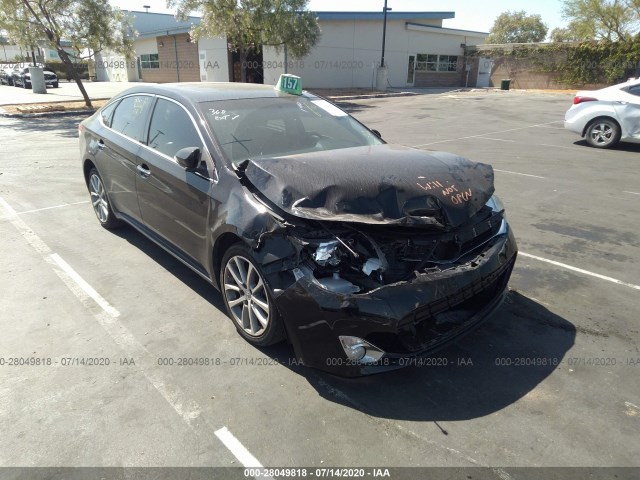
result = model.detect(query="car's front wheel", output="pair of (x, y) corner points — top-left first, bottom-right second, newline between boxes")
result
(585, 118), (621, 148)
(88, 168), (122, 229)
(220, 244), (285, 346)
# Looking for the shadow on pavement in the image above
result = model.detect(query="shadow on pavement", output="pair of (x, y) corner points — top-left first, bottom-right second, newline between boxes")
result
(266, 290), (576, 422)
(109, 225), (575, 422)
(1, 113), (90, 139)
(110, 226), (227, 312)
(573, 139), (640, 152)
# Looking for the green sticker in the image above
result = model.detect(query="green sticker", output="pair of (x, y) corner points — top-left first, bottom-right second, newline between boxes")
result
(276, 74), (302, 95)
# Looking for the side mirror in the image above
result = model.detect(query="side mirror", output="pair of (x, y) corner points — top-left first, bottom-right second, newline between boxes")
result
(175, 147), (200, 170)
(371, 129), (382, 138)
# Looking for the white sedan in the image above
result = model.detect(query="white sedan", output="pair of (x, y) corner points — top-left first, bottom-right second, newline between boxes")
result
(564, 78), (640, 148)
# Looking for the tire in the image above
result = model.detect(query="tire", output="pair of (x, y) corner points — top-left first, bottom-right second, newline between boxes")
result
(585, 118), (621, 149)
(220, 244), (285, 346)
(53, 82), (59, 88)
(88, 168), (122, 229)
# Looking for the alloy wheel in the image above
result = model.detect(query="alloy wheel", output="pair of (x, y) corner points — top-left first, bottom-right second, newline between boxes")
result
(589, 122), (615, 146)
(223, 255), (271, 337)
(89, 173), (109, 223)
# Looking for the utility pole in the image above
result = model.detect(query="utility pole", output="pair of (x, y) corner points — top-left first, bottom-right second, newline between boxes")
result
(380, 0), (391, 68)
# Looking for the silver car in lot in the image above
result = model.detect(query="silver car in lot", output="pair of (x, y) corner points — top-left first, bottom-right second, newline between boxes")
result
(564, 78), (640, 148)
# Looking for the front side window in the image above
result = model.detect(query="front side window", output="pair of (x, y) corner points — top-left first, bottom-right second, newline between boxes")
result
(140, 54), (159, 69)
(110, 95), (153, 142)
(201, 96), (383, 165)
(148, 98), (203, 159)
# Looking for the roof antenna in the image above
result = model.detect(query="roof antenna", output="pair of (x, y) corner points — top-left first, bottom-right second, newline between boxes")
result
(143, 5), (150, 12)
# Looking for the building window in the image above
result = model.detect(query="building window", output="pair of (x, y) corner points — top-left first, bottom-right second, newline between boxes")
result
(415, 54), (459, 73)
(140, 54), (159, 69)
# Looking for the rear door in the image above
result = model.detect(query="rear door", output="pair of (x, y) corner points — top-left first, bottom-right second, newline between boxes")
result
(135, 97), (213, 269)
(614, 83), (640, 142)
(91, 94), (154, 222)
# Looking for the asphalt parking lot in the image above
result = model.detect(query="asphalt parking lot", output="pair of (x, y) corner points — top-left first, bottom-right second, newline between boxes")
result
(0, 86), (638, 476)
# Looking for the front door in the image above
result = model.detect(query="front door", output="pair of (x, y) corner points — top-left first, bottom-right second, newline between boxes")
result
(614, 84), (640, 141)
(136, 97), (212, 268)
(476, 57), (493, 88)
(406, 55), (416, 86)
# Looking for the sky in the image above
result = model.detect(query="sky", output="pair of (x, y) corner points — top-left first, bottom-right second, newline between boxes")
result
(110, 0), (567, 35)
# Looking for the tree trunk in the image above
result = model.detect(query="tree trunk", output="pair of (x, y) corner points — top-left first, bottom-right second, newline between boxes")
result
(57, 48), (92, 108)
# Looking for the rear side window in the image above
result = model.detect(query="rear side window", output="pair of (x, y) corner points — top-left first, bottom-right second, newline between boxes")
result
(148, 98), (203, 159)
(100, 101), (119, 127)
(627, 85), (640, 97)
(110, 95), (153, 142)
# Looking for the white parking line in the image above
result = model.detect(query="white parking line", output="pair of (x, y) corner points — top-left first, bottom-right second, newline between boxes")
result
(475, 137), (516, 143)
(215, 427), (273, 479)
(520, 252), (640, 291)
(0, 194), (207, 429)
(494, 169), (545, 179)
(411, 121), (563, 147)
(0, 196), (51, 255)
(17, 200), (89, 215)
(49, 253), (121, 318)
(1, 193), (272, 466)
(623, 191), (640, 196)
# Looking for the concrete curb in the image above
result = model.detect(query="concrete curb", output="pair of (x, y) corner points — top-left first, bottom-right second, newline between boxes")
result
(0, 108), (96, 118)
(328, 92), (419, 101)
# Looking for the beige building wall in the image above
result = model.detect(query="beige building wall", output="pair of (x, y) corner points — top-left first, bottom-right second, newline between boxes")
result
(140, 33), (200, 83)
(263, 18), (485, 89)
(198, 37), (230, 82)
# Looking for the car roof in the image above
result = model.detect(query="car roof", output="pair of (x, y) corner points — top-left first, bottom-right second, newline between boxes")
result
(113, 82), (317, 105)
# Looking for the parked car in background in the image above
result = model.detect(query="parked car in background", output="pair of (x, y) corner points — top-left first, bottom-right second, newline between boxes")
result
(0, 64), (16, 85)
(78, 76), (517, 377)
(12, 64), (59, 89)
(564, 78), (640, 148)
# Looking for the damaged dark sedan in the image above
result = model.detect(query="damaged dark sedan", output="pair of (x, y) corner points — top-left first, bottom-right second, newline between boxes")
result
(79, 76), (517, 376)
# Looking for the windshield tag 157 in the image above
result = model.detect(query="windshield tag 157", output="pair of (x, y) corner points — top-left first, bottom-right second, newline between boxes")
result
(276, 74), (302, 95)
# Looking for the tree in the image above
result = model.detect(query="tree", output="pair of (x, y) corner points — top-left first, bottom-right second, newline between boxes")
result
(561, 0), (640, 41)
(550, 22), (587, 42)
(487, 10), (549, 43)
(170, 0), (320, 82)
(0, 1), (133, 107)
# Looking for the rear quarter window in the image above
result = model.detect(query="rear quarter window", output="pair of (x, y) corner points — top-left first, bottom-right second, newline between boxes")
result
(99, 101), (119, 128)
(110, 95), (153, 143)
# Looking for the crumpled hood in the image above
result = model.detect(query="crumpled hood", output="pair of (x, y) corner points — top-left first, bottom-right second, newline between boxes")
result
(241, 144), (495, 228)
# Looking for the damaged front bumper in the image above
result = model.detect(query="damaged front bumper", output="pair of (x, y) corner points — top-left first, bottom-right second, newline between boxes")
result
(274, 226), (517, 377)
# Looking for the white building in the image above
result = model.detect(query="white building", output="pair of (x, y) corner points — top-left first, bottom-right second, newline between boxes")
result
(96, 10), (488, 89)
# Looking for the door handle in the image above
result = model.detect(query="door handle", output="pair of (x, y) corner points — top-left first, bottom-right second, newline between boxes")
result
(136, 164), (151, 179)
(97, 140), (105, 150)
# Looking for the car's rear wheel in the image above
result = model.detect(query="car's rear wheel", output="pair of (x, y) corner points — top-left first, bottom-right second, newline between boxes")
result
(585, 119), (620, 148)
(220, 244), (285, 346)
(88, 168), (122, 229)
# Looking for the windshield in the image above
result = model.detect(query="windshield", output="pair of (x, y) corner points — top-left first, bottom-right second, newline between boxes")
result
(200, 96), (383, 165)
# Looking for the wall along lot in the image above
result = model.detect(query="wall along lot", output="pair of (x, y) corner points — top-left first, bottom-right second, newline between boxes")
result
(0, 89), (638, 471)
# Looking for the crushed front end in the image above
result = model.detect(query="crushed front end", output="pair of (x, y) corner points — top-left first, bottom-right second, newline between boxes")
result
(236, 147), (518, 376)
(265, 199), (517, 377)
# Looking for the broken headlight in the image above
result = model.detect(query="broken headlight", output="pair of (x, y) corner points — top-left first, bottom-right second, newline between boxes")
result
(312, 240), (342, 266)
(485, 195), (505, 214)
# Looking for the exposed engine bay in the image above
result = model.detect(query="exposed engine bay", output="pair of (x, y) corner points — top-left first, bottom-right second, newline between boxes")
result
(284, 203), (506, 295)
